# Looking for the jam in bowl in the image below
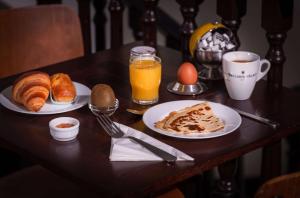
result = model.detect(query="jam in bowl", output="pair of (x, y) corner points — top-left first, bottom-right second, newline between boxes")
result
(49, 117), (79, 141)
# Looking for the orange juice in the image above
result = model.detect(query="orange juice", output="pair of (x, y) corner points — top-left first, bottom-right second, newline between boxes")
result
(129, 57), (161, 104)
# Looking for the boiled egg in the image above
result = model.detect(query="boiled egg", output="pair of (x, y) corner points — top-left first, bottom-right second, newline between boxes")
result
(177, 62), (198, 85)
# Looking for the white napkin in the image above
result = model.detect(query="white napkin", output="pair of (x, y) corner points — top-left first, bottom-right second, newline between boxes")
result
(109, 123), (194, 161)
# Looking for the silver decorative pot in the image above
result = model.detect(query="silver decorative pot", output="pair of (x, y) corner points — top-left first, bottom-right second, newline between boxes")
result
(191, 23), (237, 80)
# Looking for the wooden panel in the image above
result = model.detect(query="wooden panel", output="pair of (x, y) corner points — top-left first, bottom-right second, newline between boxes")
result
(0, 5), (84, 78)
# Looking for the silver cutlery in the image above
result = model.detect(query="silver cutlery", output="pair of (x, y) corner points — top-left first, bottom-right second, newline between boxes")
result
(232, 107), (280, 129)
(95, 113), (177, 163)
(126, 108), (148, 115)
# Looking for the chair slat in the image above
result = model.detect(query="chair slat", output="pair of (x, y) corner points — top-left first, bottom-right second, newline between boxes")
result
(261, 0), (293, 90)
(109, 0), (124, 49)
(78, 0), (92, 54)
(93, 0), (107, 51)
(216, 0), (247, 49)
(176, 0), (203, 61)
(142, 0), (159, 47)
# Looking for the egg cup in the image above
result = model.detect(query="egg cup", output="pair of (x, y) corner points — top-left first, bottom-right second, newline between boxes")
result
(167, 81), (207, 95)
(88, 99), (119, 117)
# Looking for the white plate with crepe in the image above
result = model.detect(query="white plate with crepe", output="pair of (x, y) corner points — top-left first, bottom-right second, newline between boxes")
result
(0, 82), (91, 115)
(143, 100), (241, 139)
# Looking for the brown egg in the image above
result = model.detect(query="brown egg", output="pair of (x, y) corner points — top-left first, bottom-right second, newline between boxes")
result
(177, 62), (198, 85)
(91, 84), (116, 108)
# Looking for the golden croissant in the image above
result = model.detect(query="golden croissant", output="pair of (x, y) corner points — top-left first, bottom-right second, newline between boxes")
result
(12, 71), (51, 112)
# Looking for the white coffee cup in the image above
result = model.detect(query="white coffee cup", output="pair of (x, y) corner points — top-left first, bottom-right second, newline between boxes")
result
(222, 51), (271, 100)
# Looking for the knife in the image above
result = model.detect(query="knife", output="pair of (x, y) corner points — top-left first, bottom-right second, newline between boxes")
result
(232, 108), (280, 129)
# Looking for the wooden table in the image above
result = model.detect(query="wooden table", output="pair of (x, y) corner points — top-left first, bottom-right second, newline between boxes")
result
(1, 43), (300, 197)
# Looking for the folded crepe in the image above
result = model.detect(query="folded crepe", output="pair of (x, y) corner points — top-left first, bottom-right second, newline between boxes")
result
(155, 102), (224, 134)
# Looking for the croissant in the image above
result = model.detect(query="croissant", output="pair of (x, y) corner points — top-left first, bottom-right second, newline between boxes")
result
(50, 73), (76, 102)
(12, 71), (51, 112)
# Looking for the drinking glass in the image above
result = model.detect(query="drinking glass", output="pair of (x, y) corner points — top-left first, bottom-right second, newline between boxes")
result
(129, 55), (161, 105)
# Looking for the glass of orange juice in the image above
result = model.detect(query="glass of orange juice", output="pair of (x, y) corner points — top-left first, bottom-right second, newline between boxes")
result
(129, 55), (162, 105)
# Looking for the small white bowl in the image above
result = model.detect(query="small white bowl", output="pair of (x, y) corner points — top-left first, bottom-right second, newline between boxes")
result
(49, 117), (79, 141)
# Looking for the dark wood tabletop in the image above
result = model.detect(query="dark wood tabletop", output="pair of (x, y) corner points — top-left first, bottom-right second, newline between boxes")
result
(1, 43), (300, 197)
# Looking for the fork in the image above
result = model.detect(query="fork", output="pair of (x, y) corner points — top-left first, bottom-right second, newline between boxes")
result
(96, 114), (177, 163)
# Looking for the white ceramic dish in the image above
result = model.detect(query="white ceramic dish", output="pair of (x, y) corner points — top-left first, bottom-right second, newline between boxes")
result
(143, 100), (241, 139)
(0, 82), (91, 115)
(49, 117), (80, 141)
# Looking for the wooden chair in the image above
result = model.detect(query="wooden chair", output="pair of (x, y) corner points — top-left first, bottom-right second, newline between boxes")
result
(0, 4), (84, 78)
(0, 4), (184, 198)
(0, 166), (98, 198)
(255, 171), (300, 198)
(0, 5), (96, 197)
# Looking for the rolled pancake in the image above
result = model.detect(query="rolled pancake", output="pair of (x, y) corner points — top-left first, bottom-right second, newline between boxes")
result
(155, 102), (224, 134)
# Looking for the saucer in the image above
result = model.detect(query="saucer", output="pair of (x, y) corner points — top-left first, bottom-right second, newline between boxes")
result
(167, 81), (207, 95)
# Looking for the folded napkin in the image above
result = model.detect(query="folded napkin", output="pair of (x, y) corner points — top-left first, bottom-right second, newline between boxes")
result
(109, 123), (194, 161)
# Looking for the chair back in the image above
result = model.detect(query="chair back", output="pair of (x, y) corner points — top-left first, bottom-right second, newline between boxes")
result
(0, 5), (84, 78)
(255, 171), (300, 198)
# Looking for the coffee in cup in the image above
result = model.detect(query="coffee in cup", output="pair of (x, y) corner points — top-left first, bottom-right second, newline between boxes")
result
(222, 51), (271, 100)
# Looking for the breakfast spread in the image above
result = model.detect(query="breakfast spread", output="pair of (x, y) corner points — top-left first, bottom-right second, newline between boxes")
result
(155, 102), (224, 134)
(11, 71), (76, 112)
(91, 84), (116, 108)
(12, 71), (51, 112)
(50, 73), (76, 103)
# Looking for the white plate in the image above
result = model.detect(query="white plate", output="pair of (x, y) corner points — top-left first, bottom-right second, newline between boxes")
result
(143, 100), (241, 139)
(0, 82), (91, 115)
